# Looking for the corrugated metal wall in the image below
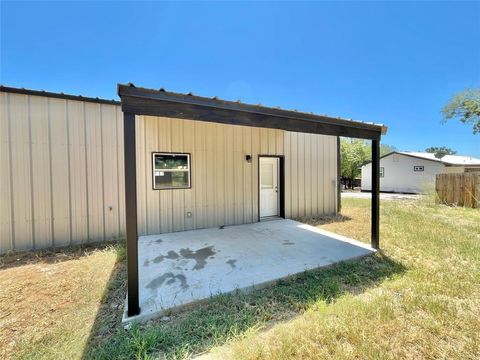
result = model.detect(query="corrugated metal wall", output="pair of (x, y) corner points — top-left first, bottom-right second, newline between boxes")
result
(136, 115), (338, 236)
(0, 92), (125, 254)
(0, 92), (338, 253)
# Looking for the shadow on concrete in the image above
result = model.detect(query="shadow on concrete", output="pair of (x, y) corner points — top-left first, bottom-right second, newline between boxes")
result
(81, 250), (405, 360)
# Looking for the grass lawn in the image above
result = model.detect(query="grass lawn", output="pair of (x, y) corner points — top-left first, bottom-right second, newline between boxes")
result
(1, 197), (479, 359)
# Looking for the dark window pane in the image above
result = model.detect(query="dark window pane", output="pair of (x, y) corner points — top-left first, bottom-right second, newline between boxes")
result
(155, 171), (189, 188)
(154, 154), (188, 170)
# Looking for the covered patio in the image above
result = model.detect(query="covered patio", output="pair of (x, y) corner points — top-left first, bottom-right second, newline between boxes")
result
(124, 219), (374, 323)
(118, 83), (387, 321)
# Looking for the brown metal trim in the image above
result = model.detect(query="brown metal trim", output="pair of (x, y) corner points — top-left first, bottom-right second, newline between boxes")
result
(124, 112), (140, 317)
(118, 84), (386, 140)
(151, 152), (192, 190)
(257, 155), (285, 221)
(121, 96), (381, 140)
(0, 85), (120, 105)
(371, 139), (380, 249)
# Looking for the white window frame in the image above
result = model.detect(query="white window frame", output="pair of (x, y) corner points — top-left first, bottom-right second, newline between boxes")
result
(152, 152), (191, 190)
(380, 167), (385, 178)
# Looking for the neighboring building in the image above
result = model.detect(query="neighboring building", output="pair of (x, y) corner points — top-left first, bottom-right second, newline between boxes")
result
(0, 85), (387, 254)
(361, 151), (480, 194)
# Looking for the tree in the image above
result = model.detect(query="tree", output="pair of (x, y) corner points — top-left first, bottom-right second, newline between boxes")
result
(340, 138), (398, 189)
(442, 88), (480, 134)
(380, 143), (397, 156)
(425, 146), (457, 159)
(340, 139), (370, 189)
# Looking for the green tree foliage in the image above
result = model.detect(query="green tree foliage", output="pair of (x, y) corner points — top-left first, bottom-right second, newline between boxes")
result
(340, 139), (370, 189)
(425, 146), (457, 159)
(442, 88), (480, 134)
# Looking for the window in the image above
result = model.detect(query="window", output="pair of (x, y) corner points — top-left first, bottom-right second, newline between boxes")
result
(380, 167), (385, 177)
(414, 166), (424, 172)
(152, 153), (191, 189)
(260, 163), (274, 189)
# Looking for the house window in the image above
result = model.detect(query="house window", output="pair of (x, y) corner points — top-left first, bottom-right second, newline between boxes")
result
(152, 153), (191, 189)
(414, 166), (424, 172)
(380, 167), (385, 178)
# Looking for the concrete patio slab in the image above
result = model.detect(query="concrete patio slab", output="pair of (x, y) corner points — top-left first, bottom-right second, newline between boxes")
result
(123, 219), (374, 323)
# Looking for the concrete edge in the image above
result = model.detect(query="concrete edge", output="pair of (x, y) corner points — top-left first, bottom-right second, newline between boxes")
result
(121, 247), (376, 326)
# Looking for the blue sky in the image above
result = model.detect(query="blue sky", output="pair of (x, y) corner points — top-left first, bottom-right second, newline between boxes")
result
(1, 1), (479, 156)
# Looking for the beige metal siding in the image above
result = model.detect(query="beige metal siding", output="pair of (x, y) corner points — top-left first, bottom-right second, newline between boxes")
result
(0, 92), (124, 253)
(136, 115), (338, 236)
(0, 92), (337, 253)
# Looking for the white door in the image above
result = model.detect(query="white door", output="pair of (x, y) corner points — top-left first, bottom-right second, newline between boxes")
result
(259, 157), (280, 217)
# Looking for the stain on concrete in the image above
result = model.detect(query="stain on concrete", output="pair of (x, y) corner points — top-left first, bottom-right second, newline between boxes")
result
(153, 250), (180, 264)
(155, 238), (163, 243)
(282, 240), (295, 245)
(179, 246), (216, 270)
(144, 259), (150, 266)
(226, 259), (237, 269)
(146, 272), (188, 290)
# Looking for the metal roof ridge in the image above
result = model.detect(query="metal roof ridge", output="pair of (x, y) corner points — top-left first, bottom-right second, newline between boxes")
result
(1, 84), (120, 105)
(117, 83), (387, 133)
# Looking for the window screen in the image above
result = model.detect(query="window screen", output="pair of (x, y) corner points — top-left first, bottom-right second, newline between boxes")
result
(152, 153), (191, 189)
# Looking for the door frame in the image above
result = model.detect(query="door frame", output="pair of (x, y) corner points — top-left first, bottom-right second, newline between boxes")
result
(258, 155), (285, 221)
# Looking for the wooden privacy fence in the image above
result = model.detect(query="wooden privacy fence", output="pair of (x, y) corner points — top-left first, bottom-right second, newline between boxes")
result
(436, 172), (480, 208)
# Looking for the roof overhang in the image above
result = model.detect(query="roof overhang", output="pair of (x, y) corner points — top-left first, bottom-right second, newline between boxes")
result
(118, 84), (387, 140)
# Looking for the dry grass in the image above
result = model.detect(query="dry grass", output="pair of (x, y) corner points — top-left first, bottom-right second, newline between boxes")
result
(206, 198), (480, 360)
(0, 243), (125, 360)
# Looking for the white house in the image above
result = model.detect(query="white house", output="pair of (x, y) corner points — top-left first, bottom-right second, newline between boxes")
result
(361, 151), (480, 194)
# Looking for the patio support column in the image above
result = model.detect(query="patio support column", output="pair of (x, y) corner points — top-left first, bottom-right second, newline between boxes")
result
(371, 138), (380, 249)
(124, 112), (140, 316)
(337, 136), (341, 213)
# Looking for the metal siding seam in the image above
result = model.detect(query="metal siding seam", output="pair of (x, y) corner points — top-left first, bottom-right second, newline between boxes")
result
(100, 105), (106, 241)
(6, 94), (15, 249)
(47, 98), (55, 247)
(83, 102), (90, 243)
(66, 101), (73, 245)
(27, 95), (36, 248)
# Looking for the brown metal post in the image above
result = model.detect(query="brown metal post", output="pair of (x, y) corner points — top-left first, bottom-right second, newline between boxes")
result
(337, 136), (341, 213)
(371, 138), (380, 249)
(124, 112), (140, 316)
